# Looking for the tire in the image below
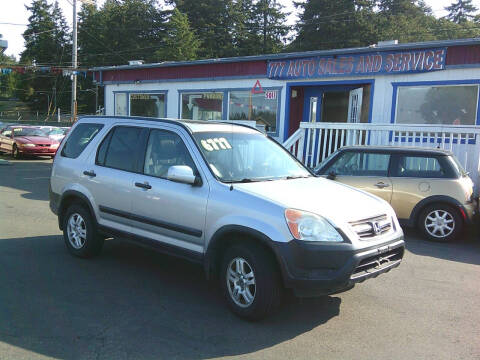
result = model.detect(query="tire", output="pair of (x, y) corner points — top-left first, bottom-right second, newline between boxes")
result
(418, 203), (463, 242)
(220, 242), (282, 321)
(12, 145), (21, 159)
(63, 203), (104, 258)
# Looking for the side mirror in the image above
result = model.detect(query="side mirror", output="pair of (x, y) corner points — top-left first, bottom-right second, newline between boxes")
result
(167, 165), (201, 186)
(327, 171), (336, 180)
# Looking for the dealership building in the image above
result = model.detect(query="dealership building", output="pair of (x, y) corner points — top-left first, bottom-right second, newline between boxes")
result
(92, 38), (480, 185)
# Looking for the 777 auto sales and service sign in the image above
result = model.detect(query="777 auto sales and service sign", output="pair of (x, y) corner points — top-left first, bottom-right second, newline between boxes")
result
(267, 48), (446, 80)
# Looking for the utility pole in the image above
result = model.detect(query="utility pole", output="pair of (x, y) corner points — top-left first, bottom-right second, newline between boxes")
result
(71, 0), (78, 123)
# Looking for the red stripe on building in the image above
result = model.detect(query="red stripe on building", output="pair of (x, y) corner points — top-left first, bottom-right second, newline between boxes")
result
(446, 45), (480, 66)
(99, 60), (267, 82)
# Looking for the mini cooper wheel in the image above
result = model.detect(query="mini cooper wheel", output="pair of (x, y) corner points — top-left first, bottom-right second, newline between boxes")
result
(221, 243), (282, 321)
(419, 204), (462, 242)
(63, 203), (104, 257)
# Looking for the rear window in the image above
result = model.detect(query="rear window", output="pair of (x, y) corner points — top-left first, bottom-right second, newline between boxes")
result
(61, 123), (103, 159)
(96, 126), (145, 173)
(392, 155), (452, 178)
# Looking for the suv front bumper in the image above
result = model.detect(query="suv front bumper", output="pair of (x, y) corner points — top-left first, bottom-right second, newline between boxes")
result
(272, 235), (405, 297)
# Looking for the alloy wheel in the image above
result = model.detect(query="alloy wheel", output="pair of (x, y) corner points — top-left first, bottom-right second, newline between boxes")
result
(226, 257), (256, 308)
(424, 209), (455, 239)
(67, 213), (87, 249)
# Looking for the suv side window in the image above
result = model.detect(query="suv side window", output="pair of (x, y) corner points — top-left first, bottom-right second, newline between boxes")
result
(143, 129), (197, 178)
(392, 155), (448, 178)
(97, 126), (144, 172)
(61, 123), (103, 159)
(323, 151), (390, 176)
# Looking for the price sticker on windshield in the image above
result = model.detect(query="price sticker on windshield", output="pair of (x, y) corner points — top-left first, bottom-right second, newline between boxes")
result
(200, 138), (232, 151)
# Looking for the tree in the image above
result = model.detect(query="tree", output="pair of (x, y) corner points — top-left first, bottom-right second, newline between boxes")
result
(169, 0), (237, 58)
(20, 0), (71, 114)
(253, 0), (289, 54)
(445, 0), (478, 23)
(0, 54), (18, 99)
(291, 0), (359, 51)
(78, 0), (168, 67)
(155, 8), (199, 61)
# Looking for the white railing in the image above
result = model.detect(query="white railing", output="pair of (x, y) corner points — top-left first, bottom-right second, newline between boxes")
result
(283, 122), (480, 188)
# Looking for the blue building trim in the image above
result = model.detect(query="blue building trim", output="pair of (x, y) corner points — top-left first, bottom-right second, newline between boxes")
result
(177, 86), (283, 137)
(283, 79), (375, 142)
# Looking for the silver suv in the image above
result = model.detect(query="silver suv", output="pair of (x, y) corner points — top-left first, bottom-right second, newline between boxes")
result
(50, 117), (405, 320)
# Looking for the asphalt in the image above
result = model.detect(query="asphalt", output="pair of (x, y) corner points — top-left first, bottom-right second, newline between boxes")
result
(0, 156), (479, 360)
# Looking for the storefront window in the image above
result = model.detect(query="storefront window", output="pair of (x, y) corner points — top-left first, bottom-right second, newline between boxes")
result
(115, 93), (127, 116)
(130, 93), (165, 118)
(396, 85), (478, 125)
(181, 92), (223, 121)
(228, 90), (279, 133)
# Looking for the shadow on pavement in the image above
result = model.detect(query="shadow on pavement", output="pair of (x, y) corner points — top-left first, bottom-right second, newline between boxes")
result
(0, 156), (52, 201)
(404, 228), (480, 265)
(0, 235), (341, 359)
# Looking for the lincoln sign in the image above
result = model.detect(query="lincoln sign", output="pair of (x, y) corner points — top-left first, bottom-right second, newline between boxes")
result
(267, 48), (447, 80)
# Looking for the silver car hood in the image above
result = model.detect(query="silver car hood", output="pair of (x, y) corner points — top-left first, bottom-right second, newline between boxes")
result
(233, 176), (390, 225)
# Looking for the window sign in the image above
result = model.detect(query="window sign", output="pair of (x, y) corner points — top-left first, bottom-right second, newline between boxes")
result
(114, 93), (127, 116)
(396, 85), (478, 125)
(228, 90), (279, 133)
(181, 92), (223, 120)
(130, 93), (165, 118)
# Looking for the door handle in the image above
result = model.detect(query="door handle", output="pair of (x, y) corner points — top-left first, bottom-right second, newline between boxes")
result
(83, 170), (96, 177)
(135, 182), (152, 190)
(374, 182), (390, 189)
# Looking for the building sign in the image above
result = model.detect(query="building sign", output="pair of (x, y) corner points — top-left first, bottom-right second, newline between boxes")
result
(267, 48), (447, 80)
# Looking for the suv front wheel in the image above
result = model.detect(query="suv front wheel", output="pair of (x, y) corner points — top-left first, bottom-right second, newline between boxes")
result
(419, 203), (462, 242)
(63, 203), (104, 257)
(220, 242), (282, 321)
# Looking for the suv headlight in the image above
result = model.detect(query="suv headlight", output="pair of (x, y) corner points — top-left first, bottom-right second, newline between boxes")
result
(285, 209), (343, 242)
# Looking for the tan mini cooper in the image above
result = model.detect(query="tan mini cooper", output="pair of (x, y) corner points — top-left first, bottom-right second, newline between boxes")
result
(315, 146), (477, 242)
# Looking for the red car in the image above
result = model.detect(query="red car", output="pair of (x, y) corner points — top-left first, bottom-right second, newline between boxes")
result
(0, 125), (60, 159)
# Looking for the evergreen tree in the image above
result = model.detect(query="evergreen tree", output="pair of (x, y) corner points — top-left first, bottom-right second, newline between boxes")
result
(169, 0), (236, 58)
(230, 0), (261, 56)
(445, 0), (478, 23)
(291, 0), (358, 51)
(155, 8), (199, 61)
(20, 0), (71, 114)
(253, 0), (289, 54)
(79, 0), (167, 66)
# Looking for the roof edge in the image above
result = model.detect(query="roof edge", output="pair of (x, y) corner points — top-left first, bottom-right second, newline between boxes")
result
(91, 37), (480, 72)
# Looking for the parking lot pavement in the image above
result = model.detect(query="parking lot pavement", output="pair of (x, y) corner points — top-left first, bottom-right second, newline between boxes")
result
(0, 157), (479, 360)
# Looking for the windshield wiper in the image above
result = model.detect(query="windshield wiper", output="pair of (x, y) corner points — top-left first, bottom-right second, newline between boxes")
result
(284, 175), (311, 180)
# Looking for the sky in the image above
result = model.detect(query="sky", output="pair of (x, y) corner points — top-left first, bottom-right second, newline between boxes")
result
(1, 0), (479, 60)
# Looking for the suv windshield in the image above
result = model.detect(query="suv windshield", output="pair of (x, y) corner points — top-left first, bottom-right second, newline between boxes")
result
(193, 131), (311, 182)
(13, 128), (47, 137)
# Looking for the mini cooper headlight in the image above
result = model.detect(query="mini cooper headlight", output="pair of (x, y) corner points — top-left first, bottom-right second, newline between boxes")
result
(285, 209), (343, 242)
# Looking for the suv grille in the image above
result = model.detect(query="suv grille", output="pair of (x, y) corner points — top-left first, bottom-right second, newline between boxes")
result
(349, 214), (392, 239)
(350, 247), (404, 281)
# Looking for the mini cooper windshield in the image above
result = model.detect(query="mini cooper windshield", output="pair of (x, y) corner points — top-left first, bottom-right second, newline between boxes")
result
(193, 131), (311, 183)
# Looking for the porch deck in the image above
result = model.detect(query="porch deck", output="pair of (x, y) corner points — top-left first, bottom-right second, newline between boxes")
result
(283, 122), (480, 190)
